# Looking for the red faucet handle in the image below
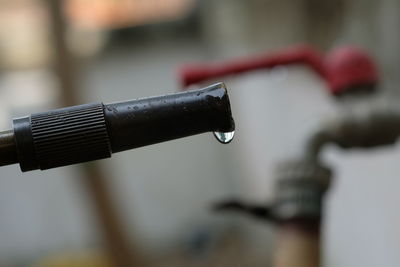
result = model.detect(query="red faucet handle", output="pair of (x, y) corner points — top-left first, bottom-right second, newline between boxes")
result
(179, 45), (325, 88)
(179, 45), (379, 98)
(324, 46), (379, 96)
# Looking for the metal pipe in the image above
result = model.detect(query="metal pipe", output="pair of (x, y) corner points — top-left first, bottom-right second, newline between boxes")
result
(304, 108), (400, 161)
(304, 129), (335, 162)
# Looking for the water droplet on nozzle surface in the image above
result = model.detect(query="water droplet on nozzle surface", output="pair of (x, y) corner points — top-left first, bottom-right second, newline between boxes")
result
(213, 131), (235, 144)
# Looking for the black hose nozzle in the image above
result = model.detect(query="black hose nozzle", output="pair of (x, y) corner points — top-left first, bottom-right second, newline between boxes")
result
(8, 82), (234, 171)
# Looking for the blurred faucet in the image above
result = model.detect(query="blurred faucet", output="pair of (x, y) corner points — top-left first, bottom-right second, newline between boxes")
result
(215, 107), (400, 267)
(0, 82), (235, 171)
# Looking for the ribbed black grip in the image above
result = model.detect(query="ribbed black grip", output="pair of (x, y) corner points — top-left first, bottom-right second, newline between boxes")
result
(31, 103), (111, 170)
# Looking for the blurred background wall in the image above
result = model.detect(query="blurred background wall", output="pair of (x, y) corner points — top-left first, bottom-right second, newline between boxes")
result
(0, 0), (399, 266)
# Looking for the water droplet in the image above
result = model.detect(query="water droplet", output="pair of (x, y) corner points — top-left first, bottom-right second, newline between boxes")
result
(213, 131), (235, 144)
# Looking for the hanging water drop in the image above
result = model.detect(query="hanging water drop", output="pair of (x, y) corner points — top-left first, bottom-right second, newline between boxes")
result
(213, 131), (235, 144)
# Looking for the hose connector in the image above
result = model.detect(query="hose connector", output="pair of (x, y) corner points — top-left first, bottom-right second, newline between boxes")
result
(10, 83), (234, 171)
